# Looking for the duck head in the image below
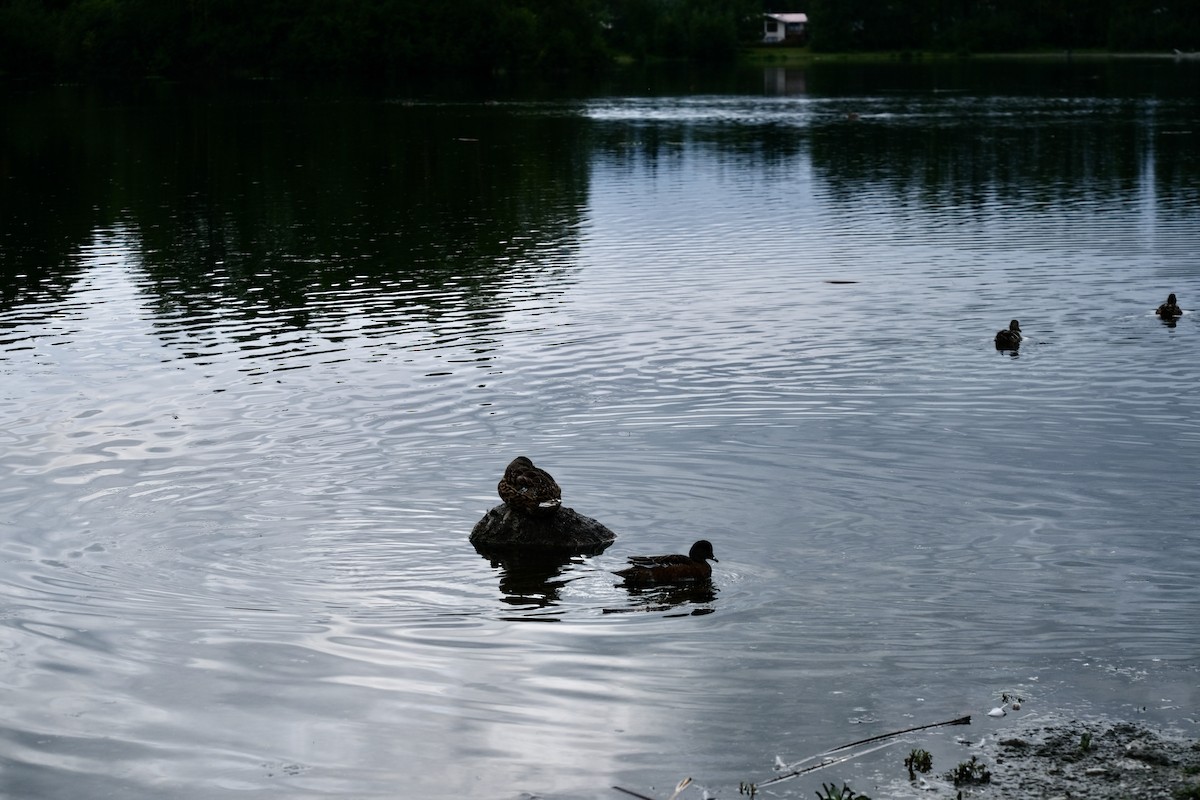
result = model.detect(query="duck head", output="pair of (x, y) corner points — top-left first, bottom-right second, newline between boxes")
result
(689, 539), (718, 562)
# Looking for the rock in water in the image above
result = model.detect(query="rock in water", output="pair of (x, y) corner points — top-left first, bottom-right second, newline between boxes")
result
(470, 504), (616, 556)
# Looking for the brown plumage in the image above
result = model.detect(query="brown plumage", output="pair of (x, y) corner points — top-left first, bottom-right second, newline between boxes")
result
(497, 456), (561, 514)
(1157, 293), (1182, 318)
(994, 319), (1022, 349)
(615, 540), (718, 586)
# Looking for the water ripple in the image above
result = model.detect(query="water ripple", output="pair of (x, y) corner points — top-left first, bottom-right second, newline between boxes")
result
(2, 82), (1199, 799)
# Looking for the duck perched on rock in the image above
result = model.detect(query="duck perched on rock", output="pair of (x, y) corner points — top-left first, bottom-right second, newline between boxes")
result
(1156, 293), (1182, 318)
(994, 319), (1022, 350)
(615, 540), (718, 586)
(497, 456), (561, 514)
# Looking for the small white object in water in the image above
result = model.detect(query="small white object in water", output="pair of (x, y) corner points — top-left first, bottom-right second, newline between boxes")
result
(666, 777), (692, 800)
(988, 706), (1007, 717)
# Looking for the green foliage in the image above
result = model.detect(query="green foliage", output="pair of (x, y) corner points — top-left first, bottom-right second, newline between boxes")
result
(0, 0), (57, 76)
(605, 0), (759, 63)
(3, 0), (611, 78)
(905, 748), (933, 779)
(814, 783), (872, 800)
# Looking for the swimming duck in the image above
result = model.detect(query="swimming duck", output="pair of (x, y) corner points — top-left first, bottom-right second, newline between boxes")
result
(497, 456), (561, 514)
(1156, 293), (1182, 318)
(615, 540), (718, 585)
(994, 319), (1022, 349)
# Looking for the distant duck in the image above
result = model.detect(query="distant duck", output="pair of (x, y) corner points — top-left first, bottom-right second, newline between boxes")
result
(497, 456), (561, 514)
(994, 319), (1022, 349)
(1156, 293), (1182, 318)
(615, 540), (718, 585)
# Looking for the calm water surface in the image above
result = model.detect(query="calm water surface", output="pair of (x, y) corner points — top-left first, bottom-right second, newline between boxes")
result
(2, 60), (1199, 799)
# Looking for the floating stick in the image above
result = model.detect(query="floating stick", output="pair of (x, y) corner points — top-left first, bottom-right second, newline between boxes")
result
(825, 714), (972, 752)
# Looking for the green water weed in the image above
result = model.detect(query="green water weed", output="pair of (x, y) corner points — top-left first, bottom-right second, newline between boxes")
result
(905, 748), (933, 779)
(814, 783), (872, 800)
(946, 756), (992, 787)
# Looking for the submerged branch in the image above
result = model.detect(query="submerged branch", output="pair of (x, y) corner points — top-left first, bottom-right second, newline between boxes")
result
(754, 714), (973, 789)
(755, 739), (900, 788)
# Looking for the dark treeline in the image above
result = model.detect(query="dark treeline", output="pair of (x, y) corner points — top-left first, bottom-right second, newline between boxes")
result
(0, 0), (606, 78)
(0, 0), (1196, 80)
(0, 0), (758, 79)
(798, 0), (1200, 53)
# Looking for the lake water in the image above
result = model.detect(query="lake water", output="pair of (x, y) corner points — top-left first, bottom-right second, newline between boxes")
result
(1, 59), (1198, 799)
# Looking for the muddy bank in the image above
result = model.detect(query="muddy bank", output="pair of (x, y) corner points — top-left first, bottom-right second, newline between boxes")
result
(888, 714), (1200, 799)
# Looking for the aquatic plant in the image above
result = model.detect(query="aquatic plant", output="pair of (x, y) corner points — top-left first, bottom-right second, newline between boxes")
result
(946, 756), (992, 787)
(905, 748), (933, 779)
(1079, 732), (1093, 753)
(814, 783), (872, 800)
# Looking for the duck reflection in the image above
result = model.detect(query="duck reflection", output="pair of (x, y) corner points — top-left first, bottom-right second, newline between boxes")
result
(608, 579), (718, 616)
(475, 547), (580, 610)
(474, 535), (616, 614)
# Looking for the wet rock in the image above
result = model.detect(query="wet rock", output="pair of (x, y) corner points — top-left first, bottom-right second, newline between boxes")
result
(1126, 742), (1173, 766)
(1000, 737), (1031, 749)
(470, 503), (617, 556)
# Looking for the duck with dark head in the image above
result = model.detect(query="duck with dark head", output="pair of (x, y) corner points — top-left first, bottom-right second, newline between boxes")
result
(615, 540), (718, 586)
(994, 319), (1022, 350)
(497, 456), (562, 514)
(1157, 293), (1182, 319)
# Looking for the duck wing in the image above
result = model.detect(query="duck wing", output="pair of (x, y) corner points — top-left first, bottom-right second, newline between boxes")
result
(625, 553), (692, 568)
(498, 462), (562, 509)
